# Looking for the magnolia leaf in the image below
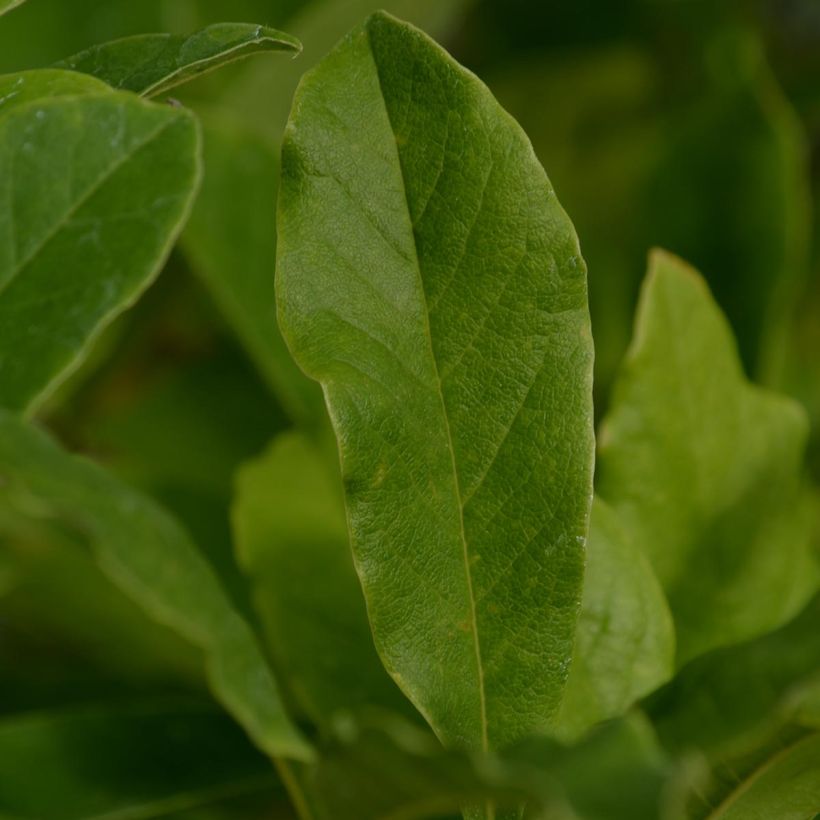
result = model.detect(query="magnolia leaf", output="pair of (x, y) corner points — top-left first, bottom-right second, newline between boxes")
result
(0, 410), (312, 761)
(233, 432), (414, 728)
(0, 77), (200, 414)
(558, 499), (675, 740)
(597, 250), (818, 663)
(277, 9), (594, 769)
(0, 701), (282, 820)
(182, 113), (323, 426)
(55, 23), (301, 98)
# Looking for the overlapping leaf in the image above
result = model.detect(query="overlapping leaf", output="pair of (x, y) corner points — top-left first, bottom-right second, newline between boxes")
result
(597, 250), (818, 663)
(55, 23), (301, 98)
(0, 410), (311, 760)
(277, 11), (595, 767)
(0, 72), (200, 414)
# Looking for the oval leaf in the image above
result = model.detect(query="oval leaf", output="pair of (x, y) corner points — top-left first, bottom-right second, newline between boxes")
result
(55, 23), (302, 98)
(0, 409), (312, 761)
(0, 85), (200, 413)
(277, 11), (594, 754)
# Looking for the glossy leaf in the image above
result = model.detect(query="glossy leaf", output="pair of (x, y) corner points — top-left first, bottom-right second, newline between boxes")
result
(0, 701), (280, 820)
(182, 113), (323, 426)
(233, 432), (413, 728)
(558, 499), (675, 740)
(597, 250), (818, 663)
(277, 11), (594, 754)
(0, 409), (312, 761)
(55, 23), (301, 98)
(0, 69), (111, 115)
(0, 77), (200, 414)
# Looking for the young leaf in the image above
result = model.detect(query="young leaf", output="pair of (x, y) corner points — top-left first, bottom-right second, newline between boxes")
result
(0, 409), (312, 761)
(558, 499), (675, 741)
(55, 23), (302, 98)
(233, 432), (413, 727)
(0, 80), (200, 414)
(0, 700), (281, 820)
(597, 250), (818, 664)
(276, 11), (595, 755)
(181, 113), (323, 427)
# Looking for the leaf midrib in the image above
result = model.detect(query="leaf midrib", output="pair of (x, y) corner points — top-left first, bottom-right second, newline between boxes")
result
(365, 28), (490, 758)
(0, 98), (176, 300)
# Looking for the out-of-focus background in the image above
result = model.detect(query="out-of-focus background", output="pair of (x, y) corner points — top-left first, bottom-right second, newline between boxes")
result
(1, 0), (818, 760)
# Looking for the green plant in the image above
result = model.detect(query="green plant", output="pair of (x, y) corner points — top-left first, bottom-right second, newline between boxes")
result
(0, 3), (818, 819)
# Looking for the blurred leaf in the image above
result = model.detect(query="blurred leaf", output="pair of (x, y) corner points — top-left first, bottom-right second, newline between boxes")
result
(687, 728), (820, 820)
(558, 499), (674, 741)
(598, 250), (818, 664)
(643, 30), (811, 384)
(0, 0), (25, 17)
(650, 595), (820, 762)
(277, 11), (594, 763)
(0, 410), (312, 760)
(55, 23), (301, 98)
(0, 700), (281, 820)
(181, 113), (323, 426)
(233, 432), (413, 728)
(305, 712), (686, 820)
(0, 72), (200, 414)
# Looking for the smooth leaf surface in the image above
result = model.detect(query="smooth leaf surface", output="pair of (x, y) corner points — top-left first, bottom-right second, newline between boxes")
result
(0, 79), (200, 413)
(277, 11), (594, 756)
(597, 250), (818, 663)
(234, 432), (414, 728)
(0, 701), (280, 820)
(0, 69), (111, 115)
(55, 23), (301, 98)
(182, 113), (323, 426)
(558, 499), (675, 740)
(0, 410), (311, 760)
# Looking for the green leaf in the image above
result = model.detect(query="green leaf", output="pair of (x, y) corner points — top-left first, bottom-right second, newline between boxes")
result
(306, 712), (685, 820)
(233, 432), (414, 728)
(0, 77), (200, 414)
(0, 0), (25, 17)
(181, 112), (323, 426)
(597, 250), (818, 664)
(0, 409), (312, 761)
(276, 11), (594, 755)
(0, 69), (111, 115)
(688, 729), (820, 820)
(558, 499), (675, 740)
(650, 594), (820, 761)
(0, 700), (281, 820)
(54, 23), (301, 98)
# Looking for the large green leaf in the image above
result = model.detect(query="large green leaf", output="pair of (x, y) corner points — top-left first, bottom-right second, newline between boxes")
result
(55, 23), (301, 98)
(0, 73), (200, 414)
(182, 113), (323, 426)
(557, 499), (674, 740)
(597, 250), (818, 663)
(0, 410), (311, 760)
(233, 432), (413, 728)
(0, 68), (111, 113)
(0, 700), (282, 820)
(277, 11), (594, 759)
